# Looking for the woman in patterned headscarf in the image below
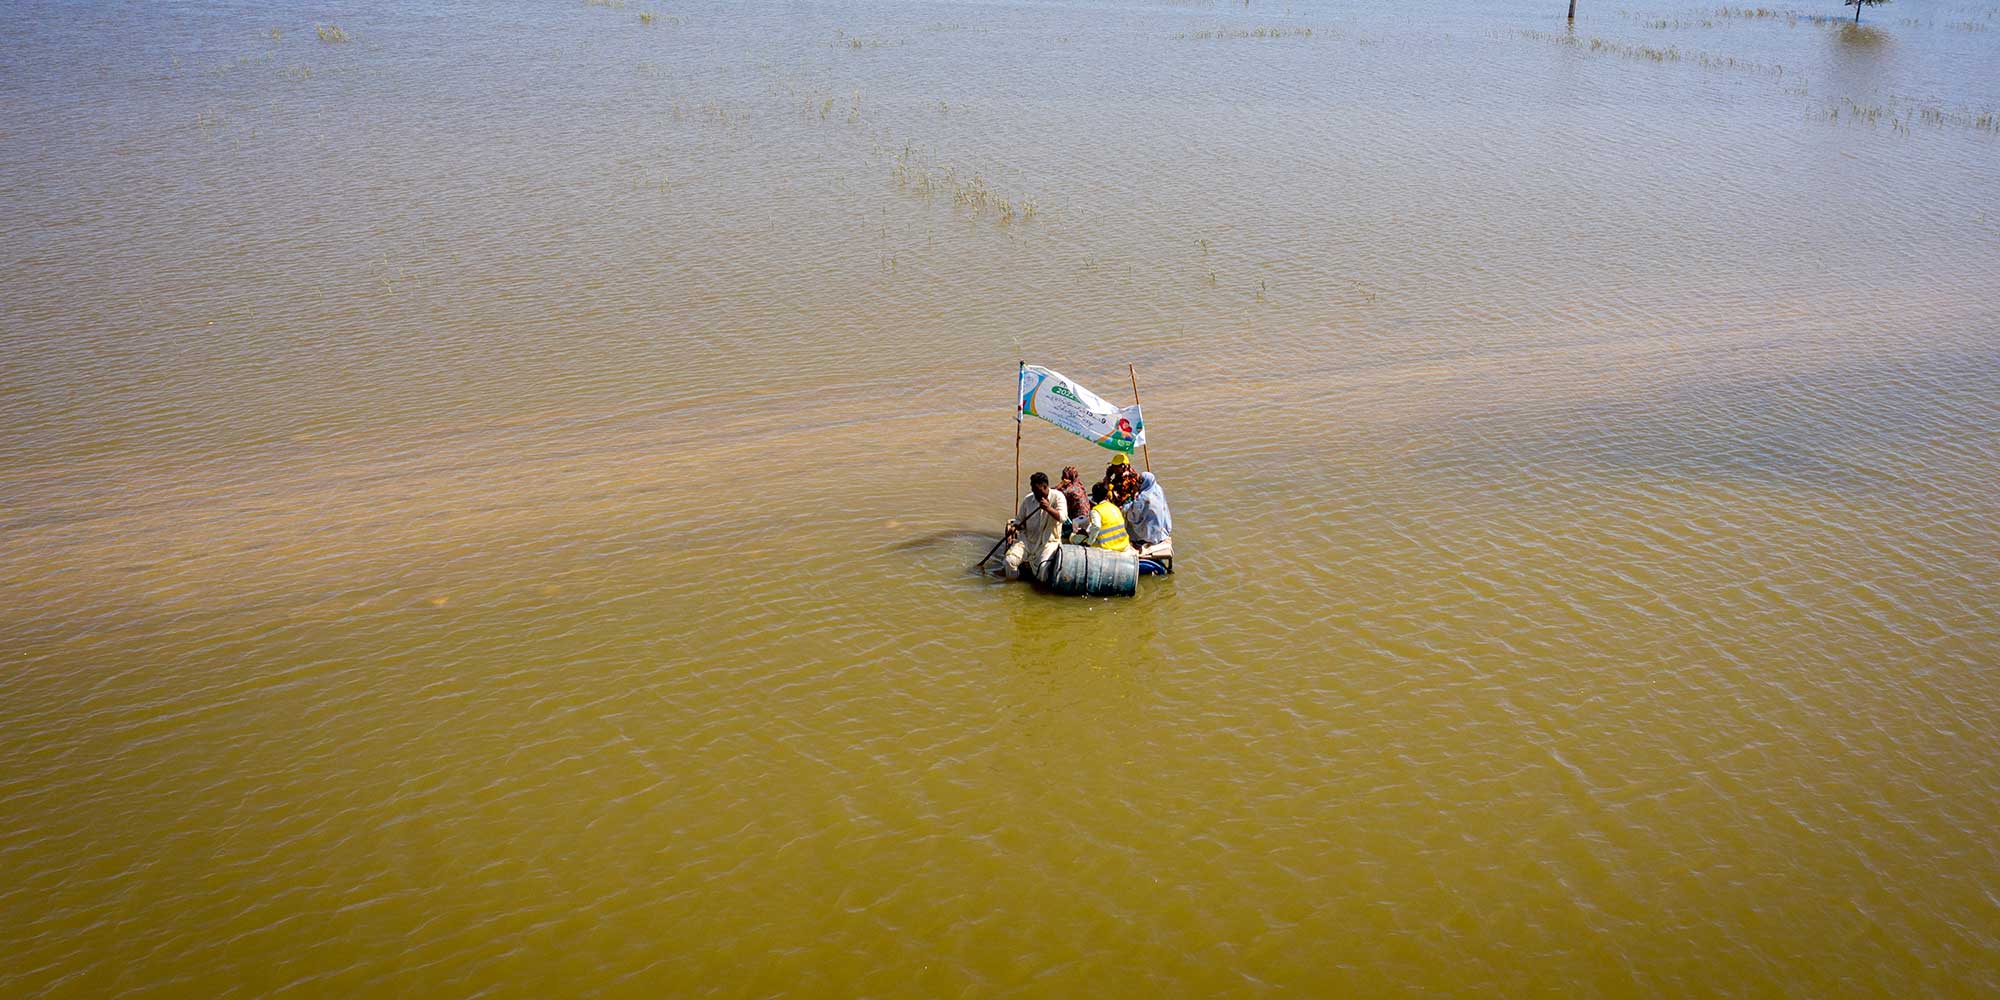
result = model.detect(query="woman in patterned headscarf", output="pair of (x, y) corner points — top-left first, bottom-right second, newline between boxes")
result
(1058, 465), (1091, 539)
(1103, 458), (1140, 505)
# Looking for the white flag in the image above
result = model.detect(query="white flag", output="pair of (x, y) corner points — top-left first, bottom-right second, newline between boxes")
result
(1017, 365), (1145, 454)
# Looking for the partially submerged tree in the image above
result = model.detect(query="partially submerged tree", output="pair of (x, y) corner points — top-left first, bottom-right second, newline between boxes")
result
(1845, 0), (1889, 24)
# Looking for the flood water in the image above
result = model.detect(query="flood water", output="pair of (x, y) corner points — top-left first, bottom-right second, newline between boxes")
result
(4, 0), (1999, 994)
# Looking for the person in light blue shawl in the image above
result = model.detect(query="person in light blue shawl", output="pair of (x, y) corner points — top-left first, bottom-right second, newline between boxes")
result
(1120, 471), (1172, 551)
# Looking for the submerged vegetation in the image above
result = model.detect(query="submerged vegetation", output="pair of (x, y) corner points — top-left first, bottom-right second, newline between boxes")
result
(314, 24), (350, 44)
(1517, 22), (1995, 135)
(888, 144), (1040, 228)
(1519, 29), (1789, 76)
(780, 83), (864, 125)
(1826, 98), (2000, 133)
(833, 29), (895, 49)
(1835, 22), (1891, 44)
(1712, 7), (1859, 27)
(1174, 26), (1314, 40)
(1521, 29), (1685, 63)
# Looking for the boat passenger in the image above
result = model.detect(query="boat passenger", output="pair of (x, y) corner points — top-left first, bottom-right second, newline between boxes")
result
(1102, 453), (1139, 505)
(1120, 471), (1172, 557)
(1002, 471), (1067, 581)
(1058, 465), (1091, 540)
(1100, 452), (1126, 493)
(1085, 483), (1130, 552)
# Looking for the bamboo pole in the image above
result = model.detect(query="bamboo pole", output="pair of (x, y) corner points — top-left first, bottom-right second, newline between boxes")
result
(1014, 360), (1024, 510)
(1128, 362), (1151, 472)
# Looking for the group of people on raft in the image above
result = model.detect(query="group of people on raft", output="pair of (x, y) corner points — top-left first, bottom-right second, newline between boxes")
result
(1001, 451), (1173, 581)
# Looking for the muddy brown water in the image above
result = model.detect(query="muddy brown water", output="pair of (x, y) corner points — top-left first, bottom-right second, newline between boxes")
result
(3, 0), (1998, 994)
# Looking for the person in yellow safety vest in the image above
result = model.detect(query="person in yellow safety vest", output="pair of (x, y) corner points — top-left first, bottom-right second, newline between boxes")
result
(1084, 483), (1130, 552)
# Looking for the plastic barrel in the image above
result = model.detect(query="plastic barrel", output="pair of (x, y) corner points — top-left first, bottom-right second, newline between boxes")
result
(1046, 544), (1138, 597)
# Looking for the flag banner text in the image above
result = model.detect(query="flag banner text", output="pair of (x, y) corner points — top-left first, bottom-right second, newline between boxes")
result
(1017, 365), (1145, 454)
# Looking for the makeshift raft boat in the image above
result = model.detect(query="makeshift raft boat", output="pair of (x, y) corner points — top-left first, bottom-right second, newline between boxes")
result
(1002, 361), (1175, 598)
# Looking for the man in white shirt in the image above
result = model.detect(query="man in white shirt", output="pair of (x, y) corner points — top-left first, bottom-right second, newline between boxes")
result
(1001, 471), (1067, 582)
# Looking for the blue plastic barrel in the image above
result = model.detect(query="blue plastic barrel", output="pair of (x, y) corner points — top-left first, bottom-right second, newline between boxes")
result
(1046, 544), (1138, 597)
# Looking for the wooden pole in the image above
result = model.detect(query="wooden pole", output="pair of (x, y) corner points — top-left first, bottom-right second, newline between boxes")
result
(1014, 360), (1024, 510)
(1128, 362), (1151, 472)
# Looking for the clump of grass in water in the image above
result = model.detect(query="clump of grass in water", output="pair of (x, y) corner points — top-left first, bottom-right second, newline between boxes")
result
(315, 24), (349, 43)
(1713, 7), (1847, 27)
(833, 28), (890, 49)
(1523, 29), (1797, 72)
(1175, 25), (1313, 40)
(1885, 102), (2000, 133)
(1825, 97), (1918, 133)
(887, 143), (1043, 227)
(1594, 36), (1679, 60)
(639, 11), (654, 24)
(1640, 15), (1719, 28)
(954, 174), (990, 209)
